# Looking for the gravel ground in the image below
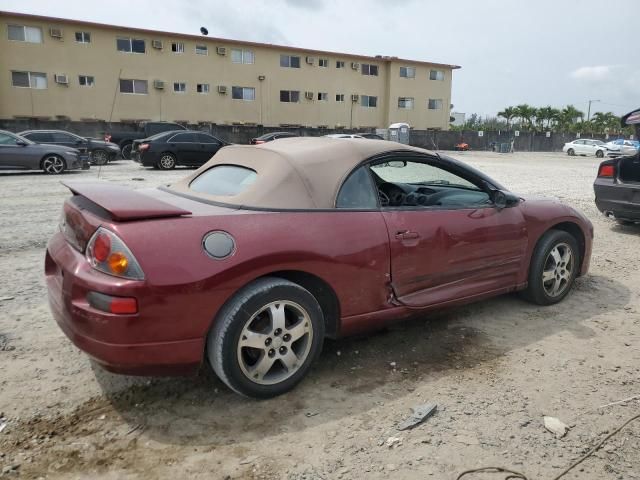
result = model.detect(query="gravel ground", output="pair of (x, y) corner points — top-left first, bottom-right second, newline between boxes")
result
(0, 152), (639, 480)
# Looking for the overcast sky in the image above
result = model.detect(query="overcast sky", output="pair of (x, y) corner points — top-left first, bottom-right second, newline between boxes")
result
(3, 0), (639, 118)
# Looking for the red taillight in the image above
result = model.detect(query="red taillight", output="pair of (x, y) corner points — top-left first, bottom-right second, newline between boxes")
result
(598, 164), (615, 178)
(93, 232), (111, 262)
(138, 143), (149, 151)
(254, 140), (265, 144)
(104, 134), (112, 142)
(88, 291), (138, 314)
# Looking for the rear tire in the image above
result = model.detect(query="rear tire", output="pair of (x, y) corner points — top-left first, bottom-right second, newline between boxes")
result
(567, 148), (575, 156)
(157, 153), (176, 170)
(207, 277), (325, 398)
(521, 230), (580, 306)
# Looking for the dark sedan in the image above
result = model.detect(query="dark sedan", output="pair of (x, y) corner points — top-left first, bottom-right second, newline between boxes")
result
(18, 130), (120, 165)
(250, 132), (298, 144)
(131, 130), (228, 169)
(594, 108), (640, 224)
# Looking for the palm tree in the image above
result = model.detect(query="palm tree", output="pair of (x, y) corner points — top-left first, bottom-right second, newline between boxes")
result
(559, 105), (584, 130)
(536, 106), (555, 130)
(497, 106), (517, 130)
(515, 104), (537, 130)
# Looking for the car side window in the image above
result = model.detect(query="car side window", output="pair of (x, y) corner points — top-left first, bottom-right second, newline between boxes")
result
(370, 158), (490, 209)
(197, 133), (219, 144)
(170, 133), (196, 143)
(336, 166), (378, 209)
(51, 132), (76, 143)
(0, 133), (19, 145)
(24, 132), (51, 142)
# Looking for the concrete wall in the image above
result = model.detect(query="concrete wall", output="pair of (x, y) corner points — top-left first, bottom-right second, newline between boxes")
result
(0, 12), (457, 130)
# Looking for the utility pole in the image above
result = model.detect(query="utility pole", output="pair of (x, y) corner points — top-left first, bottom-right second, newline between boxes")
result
(587, 99), (600, 122)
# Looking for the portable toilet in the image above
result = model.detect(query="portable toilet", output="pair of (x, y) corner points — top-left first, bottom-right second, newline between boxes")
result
(388, 122), (410, 144)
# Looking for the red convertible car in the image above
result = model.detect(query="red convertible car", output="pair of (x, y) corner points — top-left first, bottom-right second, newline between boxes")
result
(46, 138), (593, 398)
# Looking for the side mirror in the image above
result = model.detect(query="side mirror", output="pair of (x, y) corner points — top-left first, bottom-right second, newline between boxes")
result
(15, 140), (27, 146)
(492, 189), (519, 210)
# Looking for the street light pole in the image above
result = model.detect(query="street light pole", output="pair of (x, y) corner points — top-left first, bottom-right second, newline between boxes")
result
(587, 99), (600, 122)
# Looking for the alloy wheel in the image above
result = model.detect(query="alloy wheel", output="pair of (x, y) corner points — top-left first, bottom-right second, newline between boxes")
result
(542, 242), (574, 298)
(236, 300), (313, 385)
(159, 154), (175, 169)
(42, 155), (65, 174)
(91, 150), (108, 165)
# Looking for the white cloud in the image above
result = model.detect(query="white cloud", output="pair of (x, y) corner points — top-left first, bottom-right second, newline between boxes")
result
(570, 65), (616, 82)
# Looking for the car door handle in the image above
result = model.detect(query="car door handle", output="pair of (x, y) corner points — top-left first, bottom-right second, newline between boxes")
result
(395, 230), (419, 240)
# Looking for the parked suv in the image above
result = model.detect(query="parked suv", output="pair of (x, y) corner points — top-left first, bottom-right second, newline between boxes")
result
(19, 130), (120, 165)
(105, 122), (186, 159)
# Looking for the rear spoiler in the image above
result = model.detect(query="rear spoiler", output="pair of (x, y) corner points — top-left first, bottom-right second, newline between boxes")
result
(62, 181), (191, 221)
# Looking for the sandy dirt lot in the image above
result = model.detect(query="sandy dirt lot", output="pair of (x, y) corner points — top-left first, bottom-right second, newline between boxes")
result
(0, 151), (639, 480)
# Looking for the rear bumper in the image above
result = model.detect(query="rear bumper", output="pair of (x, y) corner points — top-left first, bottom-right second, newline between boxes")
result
(45, 232), (203, 375)
(594, 181), (640, 221)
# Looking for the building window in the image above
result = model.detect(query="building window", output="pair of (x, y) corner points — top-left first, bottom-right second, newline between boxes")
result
(171, 42), (185, 53)
(361, 64), (378, 76)
(317, 92), (328, 101)
(231, 48), (254, 64)
(232, 86), (255, 100)
(197, 83), (209, 94)
(335, 94), (345, 102)
(429, 69), (445, 81)
(428, 98), (443, 109)
(119, 79), (148, 94)
(173, 82), (186, 93)
(398, 97), (414, 109)
(336, 61), (345, 69)
(75, 31), (91, 43)
(318, 58), (329, 68)
(78, 75), (95, 87)
(195, 44), (208, 55)
(280, 90), (300, 102)
(8, 25), (43, 43)
(280, 55), (300, 68)
(11, 71), (47, 89)
(361, 95), (377, 108)
(117, 37), (145, 53)
(400, 66), (415, 78)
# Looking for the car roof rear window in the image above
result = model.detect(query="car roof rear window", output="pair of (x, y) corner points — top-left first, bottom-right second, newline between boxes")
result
(189, 165), (257, 196)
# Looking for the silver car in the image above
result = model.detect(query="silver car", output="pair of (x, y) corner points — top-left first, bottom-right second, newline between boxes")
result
(0, 130), (85, 174)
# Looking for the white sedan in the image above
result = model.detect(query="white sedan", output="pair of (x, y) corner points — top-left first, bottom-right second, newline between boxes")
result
(562, 139), (607, 158)
(325, 134), (365, 139)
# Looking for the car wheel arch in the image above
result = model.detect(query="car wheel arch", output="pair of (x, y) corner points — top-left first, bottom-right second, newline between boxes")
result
(39, 153), (66, 169)
(529, 221), (586, 277)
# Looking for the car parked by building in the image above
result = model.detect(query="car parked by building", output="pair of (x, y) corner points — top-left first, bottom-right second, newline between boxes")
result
(594, 108), (640, 224)
(18, 129), (120, 165)
(131, 130), (229, 169)
(105, 122), (186, 159)
(46, 137), (593, 398)
(605, 138), (640, 157)
(0, 130), (86, 174)
(562, 139), (607, 157)
(250, 132), (298, 144)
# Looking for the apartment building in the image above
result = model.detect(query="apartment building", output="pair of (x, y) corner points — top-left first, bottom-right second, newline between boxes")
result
(0, 11), (460, 129)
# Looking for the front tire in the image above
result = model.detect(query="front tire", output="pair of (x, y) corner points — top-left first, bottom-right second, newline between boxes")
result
(41, 154), (66, 175)
(121, 143), (133, 160)
(521, 230), (579, 305)
(567, 148), (575, 156)
(91, 149), (109, 165)
(596, 150), (604, 158)
(157, 153), (176, 170)
(207, 277), (325, 398)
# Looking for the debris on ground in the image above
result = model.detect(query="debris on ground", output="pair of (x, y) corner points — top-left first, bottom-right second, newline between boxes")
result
(544, 416), (569, 438)
(384, 436), (403, 448)
(396, 402), (437, 431)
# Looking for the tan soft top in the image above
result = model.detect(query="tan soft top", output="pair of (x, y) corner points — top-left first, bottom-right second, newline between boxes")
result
(169, 137), (432, 209)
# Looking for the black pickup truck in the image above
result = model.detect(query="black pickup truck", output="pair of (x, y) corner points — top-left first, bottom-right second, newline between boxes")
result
(105, 122), (186, 159)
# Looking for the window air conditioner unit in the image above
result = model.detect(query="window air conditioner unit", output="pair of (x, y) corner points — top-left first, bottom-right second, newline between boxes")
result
(151, 39), (163, 49)
(216, 46), (227, 55)
(305, 56), (315, 65)
(217, 85), (227, 94)
(153, 80), (165, 89)
(49, 28), (63, 38)
(351, 62), (360, 70)
(351, 94), (359, 102)
(305, 91), (314, 100)
(54, 74), (69, 84)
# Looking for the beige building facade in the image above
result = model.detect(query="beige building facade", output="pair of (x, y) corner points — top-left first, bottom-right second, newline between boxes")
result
(0, 11), (459, 129)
